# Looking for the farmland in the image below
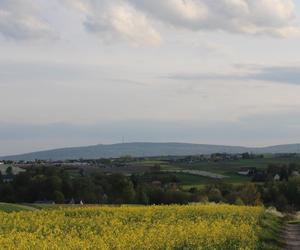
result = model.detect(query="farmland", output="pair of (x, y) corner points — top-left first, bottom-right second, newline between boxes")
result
(1, 154), (299, 212)
(0, 204), (272, 250)
(127, 155), (300, 189)
(0, 203), (34, 213)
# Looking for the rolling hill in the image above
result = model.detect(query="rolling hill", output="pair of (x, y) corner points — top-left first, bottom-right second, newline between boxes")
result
(1, 142), (300, 161)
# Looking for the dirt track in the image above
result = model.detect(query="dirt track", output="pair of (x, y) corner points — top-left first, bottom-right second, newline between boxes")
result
(282, 223), (300, 250)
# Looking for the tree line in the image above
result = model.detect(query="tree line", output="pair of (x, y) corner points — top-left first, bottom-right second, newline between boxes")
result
(0, 164), (299, 211)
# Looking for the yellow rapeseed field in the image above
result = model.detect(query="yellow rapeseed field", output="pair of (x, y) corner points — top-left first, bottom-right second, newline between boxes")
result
(0, 204), (264, 250)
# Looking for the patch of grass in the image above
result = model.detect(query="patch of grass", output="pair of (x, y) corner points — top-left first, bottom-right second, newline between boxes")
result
(28, 203), (71, 210)
(288, 220), (300, 224)
(257, 211), (284, 250)
(176, 157), (300, 173)
(0, 203), (34, 213)
(26, 204), (52, 210)
(294, 212), (300, 223)
(133, 160), (165, 165)
(174, 172), (214, 184)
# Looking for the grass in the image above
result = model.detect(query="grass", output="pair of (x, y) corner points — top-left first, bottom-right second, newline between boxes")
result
(160, 157), (300, 188)
(172, 171), (252, 189)
(131, 160), (168, 167)
(257, 211), (284, 250)
(25, 204), (126, 211)
(174, 172), (216, 184)
(175, 157), (300, 173)
(25, 204), (56, 210)
(288, 212), (300, 224)
(289, 220), (300, 224)
(0, 203), (35, 213)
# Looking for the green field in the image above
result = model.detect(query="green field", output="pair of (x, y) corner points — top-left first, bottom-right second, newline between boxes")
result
(0, 203), (35, 213)
(155, 157), (300, 189)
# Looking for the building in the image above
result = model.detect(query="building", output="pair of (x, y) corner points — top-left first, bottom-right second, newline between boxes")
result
(274, 174), (281, 181)
(237, 167), (257, 176)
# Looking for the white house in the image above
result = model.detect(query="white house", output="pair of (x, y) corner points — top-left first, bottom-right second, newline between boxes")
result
(237, 167), (257, 176)
(238, 169), (250, 176)
(274, 174), (280, 181)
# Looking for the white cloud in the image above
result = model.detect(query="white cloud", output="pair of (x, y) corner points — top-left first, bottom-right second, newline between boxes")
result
(63, 0), (90, 14)
(63, 0), (300, 46)
(66, 0), (162, 46)
(0, 0), (56, 40)
(128, 0), (299, 37)
(1, 0), (299, 43)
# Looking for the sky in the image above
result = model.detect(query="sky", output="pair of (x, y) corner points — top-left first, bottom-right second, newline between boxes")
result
(1, 0), (300, 155)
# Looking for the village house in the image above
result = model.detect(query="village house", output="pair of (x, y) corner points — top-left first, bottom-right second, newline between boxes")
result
(237, 167), (257, 176)
(273, 174), (281, 181)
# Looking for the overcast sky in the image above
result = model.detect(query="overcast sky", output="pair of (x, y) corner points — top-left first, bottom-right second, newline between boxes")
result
(1, 0), (300, 155)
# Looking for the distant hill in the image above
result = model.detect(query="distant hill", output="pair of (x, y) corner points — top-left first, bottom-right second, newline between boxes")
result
(0, 142), (300, 161)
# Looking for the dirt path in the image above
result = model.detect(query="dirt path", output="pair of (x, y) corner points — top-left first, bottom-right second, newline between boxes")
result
(282, 223), (300, 250)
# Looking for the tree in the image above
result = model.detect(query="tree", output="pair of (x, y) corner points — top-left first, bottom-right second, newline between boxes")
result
(286, 176), (300, 209)
(148, 188), (165, 205)
(239, 183), (261, 206)
(61, 177), (73, 200)
(53, 190), (65, 204)
(5, 166), (13, 176)
(275, 194), (288, 211)
(168, 190), (190, 204)
(47, 176), (63, 196)
(28, 175), (48, 202)
(280, 165), (289, 181)
(108, 174), (136, 203)
(208, 188), (222, 203)
(242, 152), (251, 159)
(235, 197), (244, 206)
(73, 177), (98, 203)
(136, 186), (149, 205)
(224, 192), (239, 204)
(0, 183), (15, 202)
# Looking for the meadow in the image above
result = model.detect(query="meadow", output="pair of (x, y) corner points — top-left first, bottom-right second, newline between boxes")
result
(160, 156), (300, 188)
(0, 203), (34, 213)
(0, 204), (271, 250)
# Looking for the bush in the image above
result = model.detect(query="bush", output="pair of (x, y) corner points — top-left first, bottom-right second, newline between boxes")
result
(208, 188), (222, 203)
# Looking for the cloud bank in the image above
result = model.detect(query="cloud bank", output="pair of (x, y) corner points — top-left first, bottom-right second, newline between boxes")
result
(168, 64), (300, 85)
(0, 0), (299, 43)
(128, 0), (299, 37)
(71, 0), (300, 43)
